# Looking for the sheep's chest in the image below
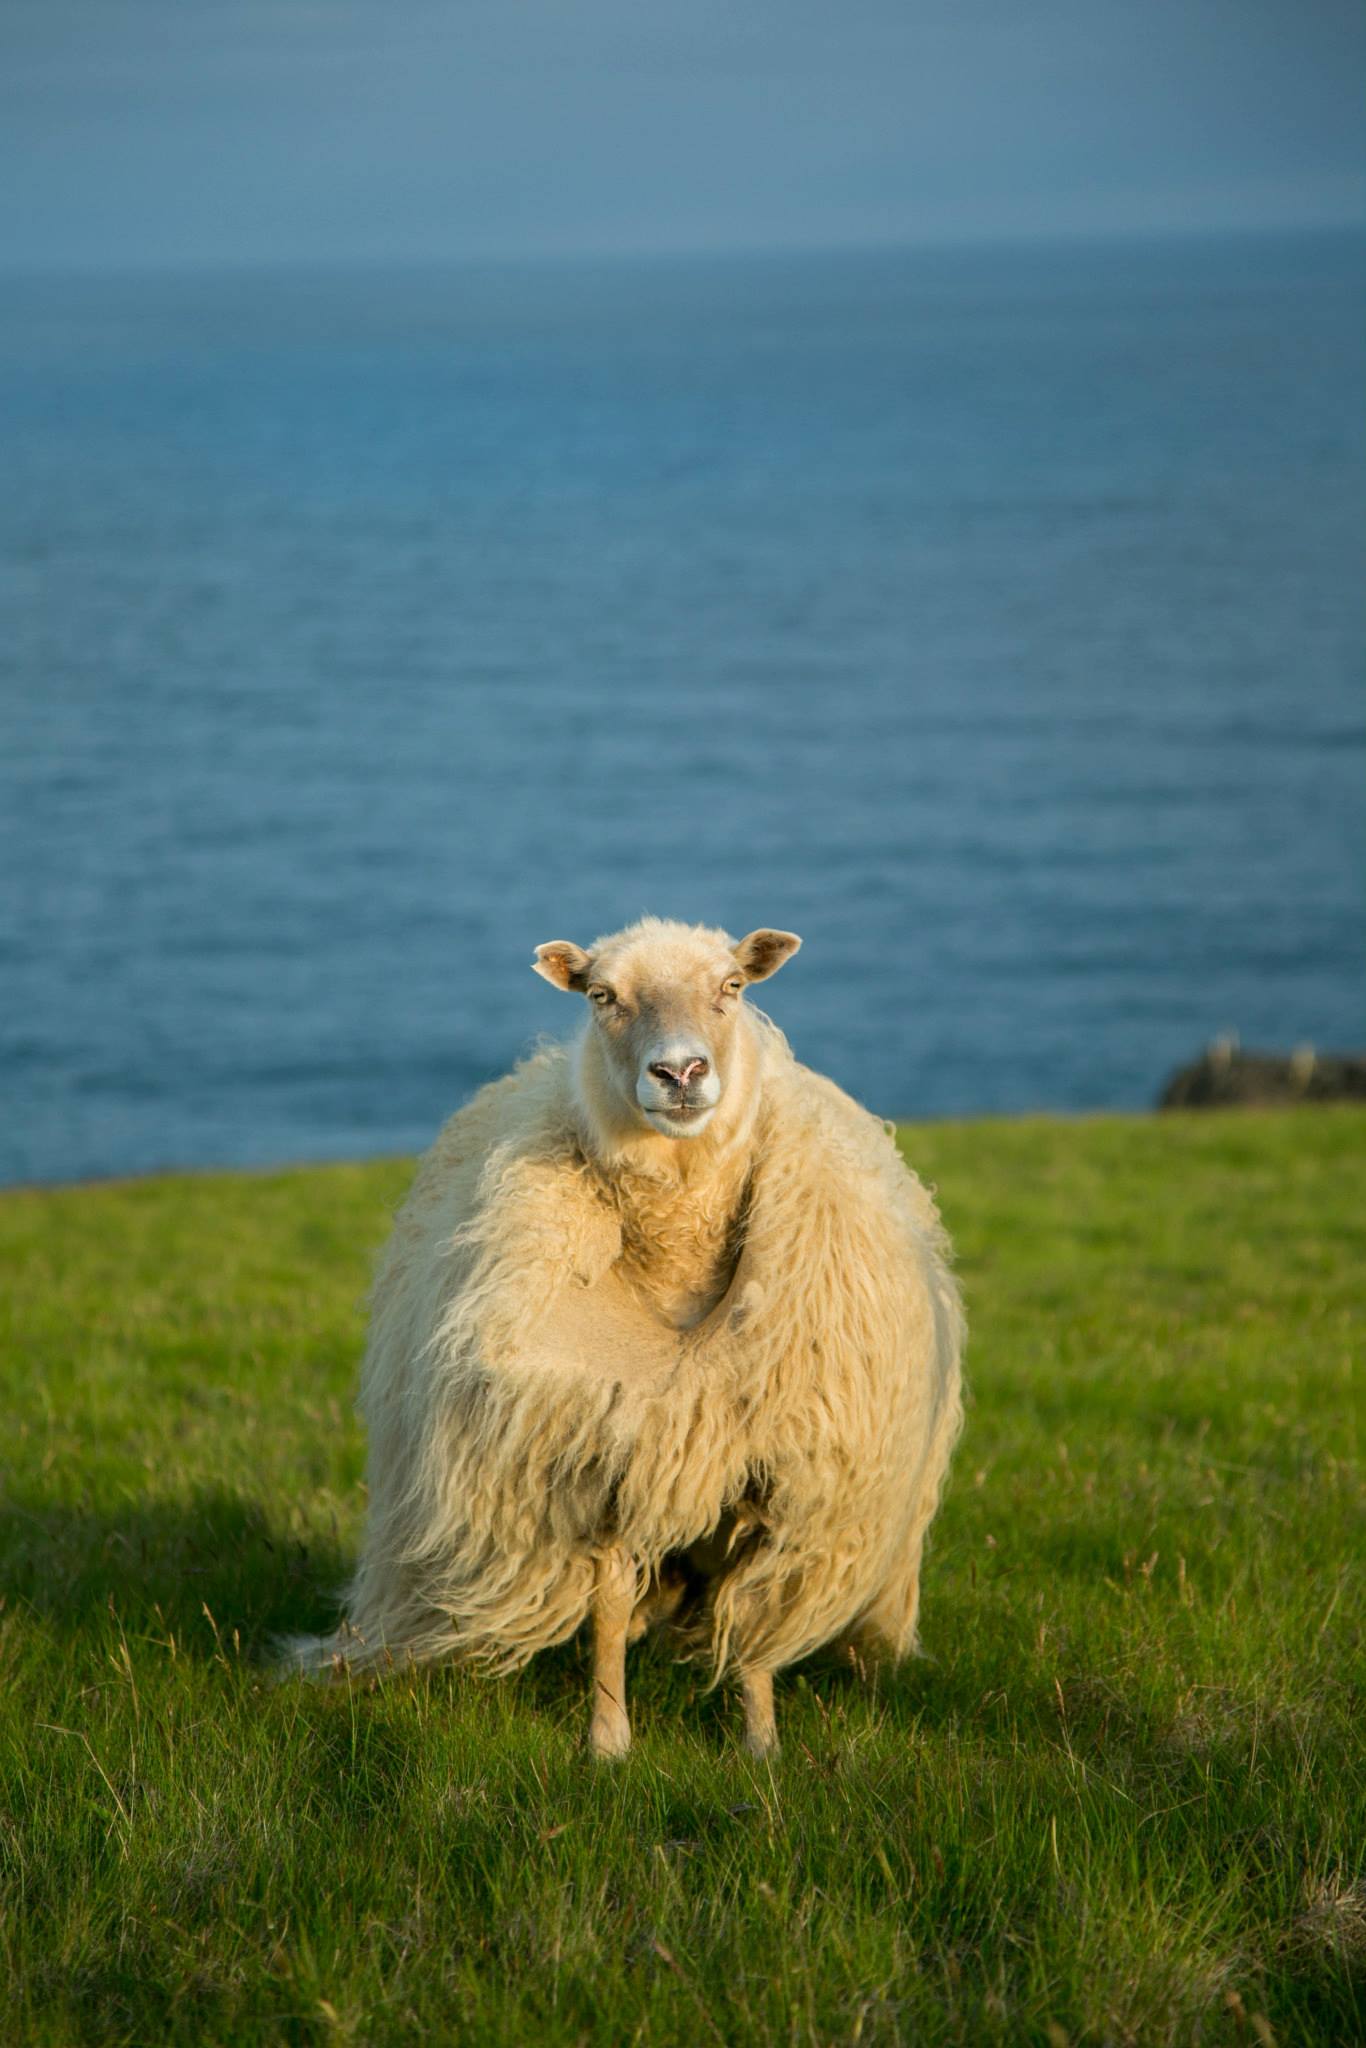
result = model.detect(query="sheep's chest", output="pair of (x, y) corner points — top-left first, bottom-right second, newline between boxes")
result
(611, 1163), (749, 1331)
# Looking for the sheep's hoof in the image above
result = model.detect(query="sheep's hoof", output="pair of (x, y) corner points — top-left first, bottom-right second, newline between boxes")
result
(742, 1724), (779, 1760)
(589, 1711), (632, 1759)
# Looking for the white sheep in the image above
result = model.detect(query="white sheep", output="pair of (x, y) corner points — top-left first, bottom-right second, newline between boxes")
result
(285, 918), (964, 1757)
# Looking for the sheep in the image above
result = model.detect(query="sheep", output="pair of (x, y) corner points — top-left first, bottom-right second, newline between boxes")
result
(284, 917), (965, 1758)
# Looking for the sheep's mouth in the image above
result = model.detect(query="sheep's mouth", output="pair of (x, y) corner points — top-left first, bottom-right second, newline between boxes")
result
(642, 1097), (716, 1137)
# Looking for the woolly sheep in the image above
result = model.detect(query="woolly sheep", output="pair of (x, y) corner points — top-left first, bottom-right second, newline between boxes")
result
(285, 918), (965, 1757)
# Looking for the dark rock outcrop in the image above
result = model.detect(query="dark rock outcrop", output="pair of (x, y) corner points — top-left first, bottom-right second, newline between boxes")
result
(1159, 1040), (1366, 1109)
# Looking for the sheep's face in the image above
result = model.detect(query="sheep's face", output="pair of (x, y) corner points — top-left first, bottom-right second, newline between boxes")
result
(533, 920), (801, 1140)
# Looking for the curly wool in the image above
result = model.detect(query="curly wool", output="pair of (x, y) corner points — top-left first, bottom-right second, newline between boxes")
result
(286, 1012), (965, 1680)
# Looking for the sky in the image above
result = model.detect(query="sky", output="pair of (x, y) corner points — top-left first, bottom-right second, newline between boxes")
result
(2, 0), (1363, 268)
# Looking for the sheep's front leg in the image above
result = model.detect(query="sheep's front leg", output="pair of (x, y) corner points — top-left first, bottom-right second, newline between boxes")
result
(588, 1546), (636, 1759)
(739, 1666), (778, 1758)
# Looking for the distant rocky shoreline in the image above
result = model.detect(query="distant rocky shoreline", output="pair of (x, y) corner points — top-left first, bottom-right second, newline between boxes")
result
(1160, 1039), (1366, 1109)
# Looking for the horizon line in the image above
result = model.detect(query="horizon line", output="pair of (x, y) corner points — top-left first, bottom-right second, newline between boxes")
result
(3, 214), (1363, 284)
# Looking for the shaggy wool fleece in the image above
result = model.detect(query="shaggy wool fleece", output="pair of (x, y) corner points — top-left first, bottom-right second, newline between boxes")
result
(288, 1007), (964, 1682)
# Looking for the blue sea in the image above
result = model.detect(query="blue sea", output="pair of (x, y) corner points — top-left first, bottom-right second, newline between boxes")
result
(2, 232), (1363, 1187)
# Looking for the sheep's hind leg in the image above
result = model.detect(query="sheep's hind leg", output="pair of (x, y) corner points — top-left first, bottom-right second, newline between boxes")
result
(739, 1667), (778, 1758)
(588, 1545), (636, 1759)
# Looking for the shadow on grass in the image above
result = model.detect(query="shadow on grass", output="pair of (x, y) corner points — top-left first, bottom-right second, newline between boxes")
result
(0, 1488), (349, 1656)
(0, 1488), (756, 1745)
(0, 1482), (859, 1754)
(0, 1485), (1255, 1785)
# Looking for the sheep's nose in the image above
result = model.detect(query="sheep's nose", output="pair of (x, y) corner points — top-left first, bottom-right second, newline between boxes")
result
(649, 1057), (709, 1090)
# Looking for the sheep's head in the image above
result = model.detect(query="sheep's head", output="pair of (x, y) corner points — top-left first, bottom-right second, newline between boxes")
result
(533, 918), (801, 1140)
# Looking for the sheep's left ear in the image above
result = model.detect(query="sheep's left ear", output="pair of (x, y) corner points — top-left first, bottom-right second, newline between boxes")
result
(532, 941), (593, 992)
(733, 929), (802, 983)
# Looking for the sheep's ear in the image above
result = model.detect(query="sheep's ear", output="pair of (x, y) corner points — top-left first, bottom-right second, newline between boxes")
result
(733, 929), (802, 983)
(532, 940), (593, 992)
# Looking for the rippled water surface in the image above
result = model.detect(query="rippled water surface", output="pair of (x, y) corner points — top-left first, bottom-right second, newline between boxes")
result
(2, 234), (1363, 1183)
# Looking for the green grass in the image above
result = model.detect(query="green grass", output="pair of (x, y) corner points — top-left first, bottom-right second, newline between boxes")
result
(1, 1111), (1362, 2046)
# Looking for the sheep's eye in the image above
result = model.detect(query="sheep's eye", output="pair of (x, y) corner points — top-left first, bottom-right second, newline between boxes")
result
(588, 986), (613, 1006)
(723, 977), (743, 997)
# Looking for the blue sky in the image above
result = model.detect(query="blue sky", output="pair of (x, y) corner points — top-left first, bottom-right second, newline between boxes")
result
(2, 0), (1363, 267)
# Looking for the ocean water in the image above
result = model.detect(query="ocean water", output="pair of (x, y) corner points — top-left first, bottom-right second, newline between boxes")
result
(2, 232), (1363, 1186)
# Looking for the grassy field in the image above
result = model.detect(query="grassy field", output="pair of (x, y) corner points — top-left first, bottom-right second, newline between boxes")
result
(0, 1110), (1361, 2046)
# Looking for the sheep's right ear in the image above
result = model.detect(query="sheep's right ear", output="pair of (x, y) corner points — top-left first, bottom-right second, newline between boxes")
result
(532, 941), (593, 992)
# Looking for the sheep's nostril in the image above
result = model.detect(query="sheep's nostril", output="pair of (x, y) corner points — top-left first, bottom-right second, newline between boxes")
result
(649, 1058), (709, 1091)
